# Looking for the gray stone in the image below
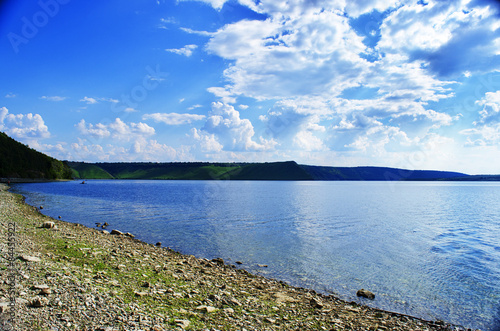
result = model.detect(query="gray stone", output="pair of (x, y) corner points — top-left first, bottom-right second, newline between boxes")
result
(19, 255), (41, 262)
(175, 319), (190, 329)
(310, 297), (324, 308)
(42, 221), (55, 229)
(30, 296), (49, 307)
(356, 289), (375, 300)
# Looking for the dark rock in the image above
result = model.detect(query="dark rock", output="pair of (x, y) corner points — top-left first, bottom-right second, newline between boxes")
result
(110, 229), (123, 235)
(356, 289), (375, 300)
(155, 242), (162, 247)
(310, 297), (324, 308)
(235, 261), (243, 265)
(42, 221), (55, 229)
(212, 258), (224, 265)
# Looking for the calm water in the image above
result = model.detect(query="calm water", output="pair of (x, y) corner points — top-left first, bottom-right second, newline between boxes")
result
(10, 180), (500, 330)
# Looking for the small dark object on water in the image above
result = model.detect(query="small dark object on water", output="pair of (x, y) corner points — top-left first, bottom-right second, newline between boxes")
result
(235, 261), (243, 265)
(81, 181), (85, 184)
(103, 222), (109, 227)
(356, 289), (375, 300)
(155, 242), (162, 247)
(58, 216), (62, 219)
(39, 206), (43, 210)
(96, 223), (102, 227)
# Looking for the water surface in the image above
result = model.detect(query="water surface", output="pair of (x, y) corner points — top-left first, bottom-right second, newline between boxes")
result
(11, 180), (500, 330)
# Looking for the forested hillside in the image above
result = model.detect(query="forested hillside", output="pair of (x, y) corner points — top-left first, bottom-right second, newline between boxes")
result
(0, 132), (72, 180)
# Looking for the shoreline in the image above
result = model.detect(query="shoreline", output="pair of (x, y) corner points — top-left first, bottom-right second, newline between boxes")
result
(0, 183), (473, 330)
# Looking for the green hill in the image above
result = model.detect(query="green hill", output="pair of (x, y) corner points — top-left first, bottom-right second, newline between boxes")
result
(300, 165), (468, 181)
(68, 161), (312, 180)
(0, 132), (72, 180)
(67, 161), (474, 181)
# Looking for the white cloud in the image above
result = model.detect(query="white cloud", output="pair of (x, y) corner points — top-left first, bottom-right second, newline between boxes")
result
(69, 137), (189, 162)
(142, 113), (206, 125)
(124, 107), (138, 113)
(179, 0), (227, 10)
(187, 104), (203, 110)
(378, 1), (500, 77)
(165, 44), (198, 57)
(459, 91), (500, 146)
(0, 107), (50, 140)
(40, 96), (67, 102)
(80, 96), (98, 104)
(5, 93), (16, 98)
(191, 128), (223, 152)
(476, 91), (500, 124)
(195, 102), (276, 152)
(79, 96), (119, 104)
(76, 118), (155, 141)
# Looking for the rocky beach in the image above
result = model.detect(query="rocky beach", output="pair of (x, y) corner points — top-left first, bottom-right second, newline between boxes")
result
(0, 183), (472, 330)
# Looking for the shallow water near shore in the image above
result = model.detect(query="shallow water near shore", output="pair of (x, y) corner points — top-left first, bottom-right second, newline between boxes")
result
(10, 180), (500, 330)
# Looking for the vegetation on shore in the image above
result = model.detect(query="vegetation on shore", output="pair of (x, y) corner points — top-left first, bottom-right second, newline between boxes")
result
(0, 184), (467, 330)
(0, 132), (72, 180)
(69, 161), (475, 181)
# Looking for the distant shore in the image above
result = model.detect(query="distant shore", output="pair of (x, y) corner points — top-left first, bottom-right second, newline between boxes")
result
(0, 177), (71, 183)
(0, 183), (471, 330)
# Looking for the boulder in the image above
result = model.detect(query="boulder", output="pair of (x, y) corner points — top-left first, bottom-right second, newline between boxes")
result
(41, 221), (55, 229)
(356, 289), (375, 300)
(110, 229), (123, 235)
(19, 255), (41, 262)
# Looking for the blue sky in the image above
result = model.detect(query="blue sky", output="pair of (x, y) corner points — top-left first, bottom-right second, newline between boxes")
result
(1, 0), (500, 174)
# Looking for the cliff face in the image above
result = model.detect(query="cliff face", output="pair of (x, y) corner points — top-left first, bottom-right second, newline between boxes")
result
(0, 132), (72, 180)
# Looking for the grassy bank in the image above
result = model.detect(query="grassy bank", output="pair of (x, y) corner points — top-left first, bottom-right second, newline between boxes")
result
(0, 184), (467, 330)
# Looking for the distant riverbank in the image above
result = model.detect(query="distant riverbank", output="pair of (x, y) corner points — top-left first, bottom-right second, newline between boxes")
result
(0, 183), (470, 330)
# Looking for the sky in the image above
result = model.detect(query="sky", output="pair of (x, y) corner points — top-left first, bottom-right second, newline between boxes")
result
(1, 0), (500, 174)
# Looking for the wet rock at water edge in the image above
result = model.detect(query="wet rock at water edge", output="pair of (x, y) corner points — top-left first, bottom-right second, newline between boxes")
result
(124, 232), (135, 238)
(356, 289), (375, 300)
(212, 257), (224, 265)
(155, 242), (161, 247)
(110, 229), (123, 235)
(310, 297), (324, 308)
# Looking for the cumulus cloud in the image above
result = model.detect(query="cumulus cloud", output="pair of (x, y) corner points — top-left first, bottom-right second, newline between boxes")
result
(194, 102), (276, 152)
(165, 44), (198, 57)
(69, 137), (189, 162)
(76, 118), (155, 141)
(379, 1), (500, 78)
(0, 107), (50, 139)
(142, 113), (206, 125)
(460, 91), (500, 146)
(476, 91), (500, 124)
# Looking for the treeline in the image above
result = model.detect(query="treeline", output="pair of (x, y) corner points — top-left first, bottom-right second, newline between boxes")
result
(0, 132), (73, 180)
(68, 161), (313, 180)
